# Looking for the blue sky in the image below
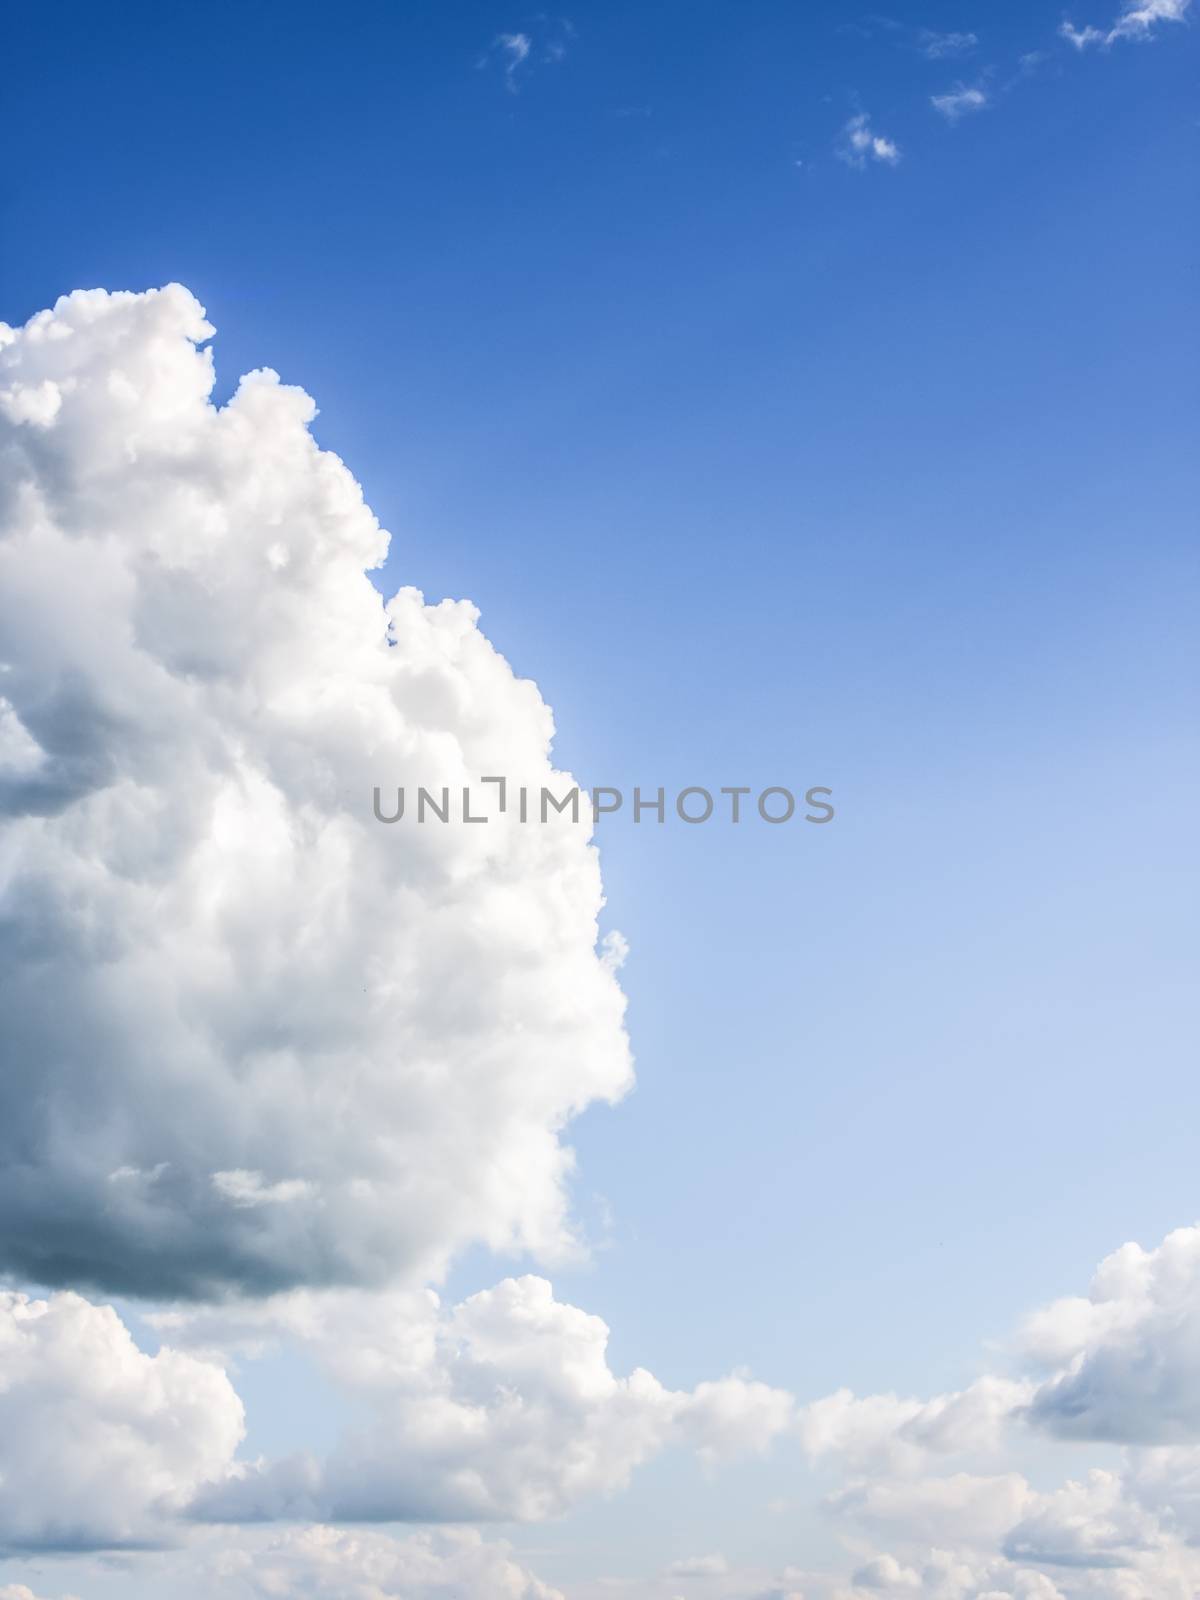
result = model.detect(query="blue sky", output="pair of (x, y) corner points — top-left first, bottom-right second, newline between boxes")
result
(1, 2), (1198, 1596)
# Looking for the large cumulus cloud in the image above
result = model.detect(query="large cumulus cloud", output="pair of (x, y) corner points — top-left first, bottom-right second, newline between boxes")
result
(0, 285), (631, 1299)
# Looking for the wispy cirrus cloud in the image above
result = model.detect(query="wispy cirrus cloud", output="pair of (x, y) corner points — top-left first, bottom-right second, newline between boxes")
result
(480, 18), (575, 91)
(843, 18), (981, 57)
(918, 27), (979, 58)
(931, 83), (990, 121)
(1060, 0), (1192, 48)
(837, 112), (902, 169)
(492, 30), (532, 90)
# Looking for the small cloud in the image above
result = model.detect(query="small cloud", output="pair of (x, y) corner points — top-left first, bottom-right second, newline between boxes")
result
(837, 113), (902, 169)
(837, 13), (905, 40)
(108, 1162), (169, 1184)
(480, 20), (574, 91)
(1000, 50), (1049, 91)
(498, 31), (532, 60)
(666, 1554), (730, 1578)
(918, 28), (979, 58)
(600, 928), (629, 974)
(211, 1169), (315, 1208)
(931, 83), (989, 121)
(1060, 0), (1192, 48)
(495, 31), (532, 91)
(1060, 19), (1107, 45)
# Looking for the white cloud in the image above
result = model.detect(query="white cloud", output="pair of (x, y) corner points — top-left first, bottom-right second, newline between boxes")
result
(498, 31), (531, 62)
(0, 292), (794, 1556)
(495, 31), (532, 90)
(838, 1549), (1068, 1598)
(665, 1553), (729, 1577)
(1022, 1224), (1200, 1443)
(798, 1376), (1032, 1473)
(0, 1589), (81, 1600)
(931, 85), (989, 122)
(794, 1223), (1200, 1474)
(1109, 0), (1190, 40)
(849, 1553), (923, 1591)
(0, 1289), (242, 1551)
(12, 1219), (1200, 1599)
(794, 1222), (1200, 1598)
(1060, 21), (1108, 45)
(7, 286), (1200, 1600)
(838, 114), (902, 169)
(129, 1216), (1200, 1588)
(823, 1466), (1200, 1597)
(918, 30), (980, 59)
(1004, 1468), (1167, 1569)
(146, 1220), (1200, 1587)
(158, 1274), (793, 1524)
(0, 285), (632, 1301)
(211, 1170), (316, 1209)
(482, 22), (574, 90)
(1060, 0), (1192, 47)
(829, 1471), (1035, 1547)
(211, 1525), (562, 1599)
(0, 1273), (791, 1551)
(3, 1527), (564, 1600)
